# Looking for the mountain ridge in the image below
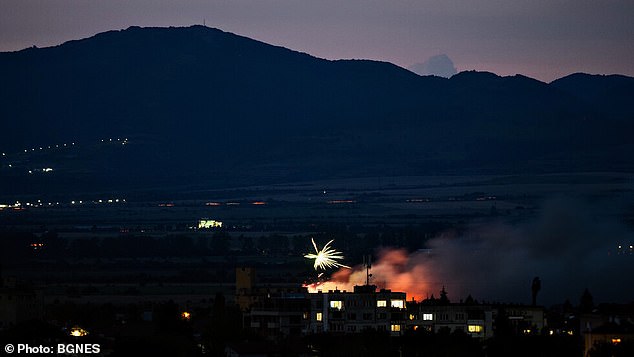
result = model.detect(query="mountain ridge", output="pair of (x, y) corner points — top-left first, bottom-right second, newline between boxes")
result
(1, 25), (632, 196)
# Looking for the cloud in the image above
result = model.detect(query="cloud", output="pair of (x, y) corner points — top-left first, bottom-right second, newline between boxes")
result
(409, 54), (457, 78)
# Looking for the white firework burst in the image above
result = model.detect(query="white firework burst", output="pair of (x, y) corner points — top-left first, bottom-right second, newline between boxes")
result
(304, 238), (351, 270)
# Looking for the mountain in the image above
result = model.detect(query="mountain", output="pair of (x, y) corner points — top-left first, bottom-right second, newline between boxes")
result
(0, 26), (633, 197)
(551, 73), (634, 119)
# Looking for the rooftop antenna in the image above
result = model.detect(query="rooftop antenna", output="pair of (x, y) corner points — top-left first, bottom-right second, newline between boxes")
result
(363, 255), (373, 286)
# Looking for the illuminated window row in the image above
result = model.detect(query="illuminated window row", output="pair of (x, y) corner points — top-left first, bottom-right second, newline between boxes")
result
(376, 299), (405, 308)
(468, 325), (483, 333)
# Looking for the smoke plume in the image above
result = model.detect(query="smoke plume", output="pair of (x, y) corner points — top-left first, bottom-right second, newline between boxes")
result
(309, 198), (634, 305)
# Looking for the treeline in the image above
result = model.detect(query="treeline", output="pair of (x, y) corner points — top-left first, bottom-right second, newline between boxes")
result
(0, 221), (454, 262)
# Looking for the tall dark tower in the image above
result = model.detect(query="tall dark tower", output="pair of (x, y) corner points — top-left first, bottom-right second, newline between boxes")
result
(531, 277), (541, 306)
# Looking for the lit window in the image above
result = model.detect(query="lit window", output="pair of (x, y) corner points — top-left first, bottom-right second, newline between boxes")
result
(468, 325), (483, 333)
(330, 301), (343, 310)
(423, 313), (433, 321)
(377, 300), (387, 307)
(409, 314), (415, 320)
(390, 324), (401, 332)
(391, 300), (404, 309)
(316, 312), (323, 321)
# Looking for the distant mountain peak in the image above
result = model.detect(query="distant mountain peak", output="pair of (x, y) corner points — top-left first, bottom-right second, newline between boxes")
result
(0, 26), (633, 196)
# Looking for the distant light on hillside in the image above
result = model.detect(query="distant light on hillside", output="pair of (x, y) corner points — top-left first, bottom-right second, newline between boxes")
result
(198, 219), (223, 229)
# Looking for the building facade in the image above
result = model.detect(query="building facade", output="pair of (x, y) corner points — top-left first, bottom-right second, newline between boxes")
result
(306, 285), (407, 335)
(0, 277), (44, 330)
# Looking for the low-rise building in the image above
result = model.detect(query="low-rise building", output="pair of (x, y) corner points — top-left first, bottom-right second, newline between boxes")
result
(407, 302), (494, 338)
(0, 277), (44, 330)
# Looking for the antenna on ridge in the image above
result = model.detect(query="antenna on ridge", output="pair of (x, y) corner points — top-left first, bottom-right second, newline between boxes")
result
(363, 255), (373, 286)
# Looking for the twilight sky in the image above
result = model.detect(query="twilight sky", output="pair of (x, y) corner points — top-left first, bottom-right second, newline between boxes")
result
(1, 0), (633, 82)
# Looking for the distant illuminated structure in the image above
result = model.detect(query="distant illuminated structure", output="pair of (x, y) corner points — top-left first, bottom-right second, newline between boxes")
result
(69, 326), (89, 337)
(304, 238), (350, 271)
(616, 244), (634, 255)
(30, 242), (45, 251)
(198, 219), (223, 229)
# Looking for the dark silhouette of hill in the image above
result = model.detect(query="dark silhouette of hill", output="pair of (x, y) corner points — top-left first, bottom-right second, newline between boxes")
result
(0, 26), (632, 196)
(551, 73), (634, 118)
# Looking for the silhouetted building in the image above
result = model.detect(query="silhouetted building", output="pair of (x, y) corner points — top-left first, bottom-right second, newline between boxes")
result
(583, 330), (634, 357)
(245, 284), (408, 338)
(235, 267), (306, 313)
(236, 267), (257, 311)
(579, 303), (634, 356)
(249, 292), (310, 338)
(406, 295), (545, 339)
(0, 276), (44, 330)
(307, 285), (407, 335)
(407, 301), (494, 338)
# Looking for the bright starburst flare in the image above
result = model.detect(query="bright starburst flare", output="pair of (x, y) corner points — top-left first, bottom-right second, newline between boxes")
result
(304, 238), (351, 271)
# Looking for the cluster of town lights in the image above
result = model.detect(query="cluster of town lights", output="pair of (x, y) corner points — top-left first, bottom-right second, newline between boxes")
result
(1, 137), (130, 174)
(23, 142), (76, 153)
(1, 198), (127, 210)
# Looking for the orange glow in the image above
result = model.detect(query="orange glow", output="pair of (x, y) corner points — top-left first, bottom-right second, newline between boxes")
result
(304, 248), (435, 301)
(251, 201), (267, 205)
(181, 311), (191, 320)
(612, 338), (621, 344)
(30, 243), (45, 250)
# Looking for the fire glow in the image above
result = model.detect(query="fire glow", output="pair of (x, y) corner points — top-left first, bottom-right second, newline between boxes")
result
(304, 248), (435, 301)
(306, 198), (634, 305)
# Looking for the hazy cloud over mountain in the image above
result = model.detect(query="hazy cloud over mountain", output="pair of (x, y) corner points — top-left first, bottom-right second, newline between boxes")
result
(409, 54), (458, 78)
(1, 1), (633, 81)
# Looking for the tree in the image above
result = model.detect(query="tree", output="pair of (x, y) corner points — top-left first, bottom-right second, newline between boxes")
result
(531, 277), (541, 306)
(211, 231), (230, 255)
(439, 286), (450, 305)
(580, 288), (594, 313)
